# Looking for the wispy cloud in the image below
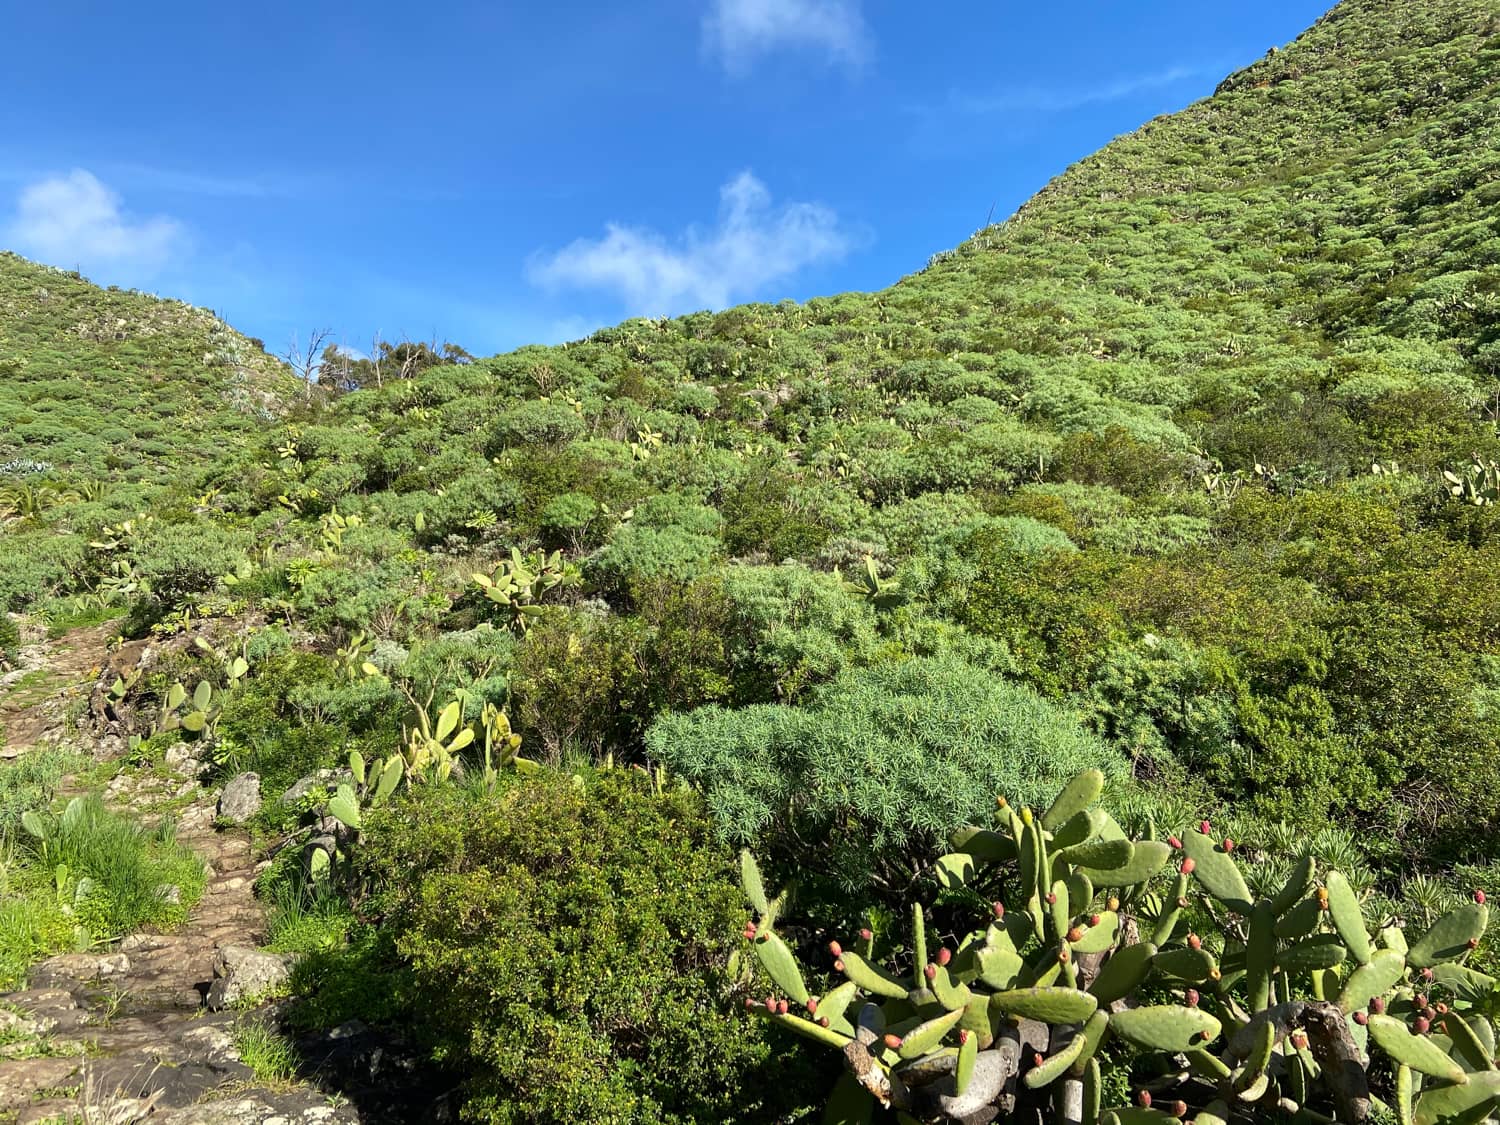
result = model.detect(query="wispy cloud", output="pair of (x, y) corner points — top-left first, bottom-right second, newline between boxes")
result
(4, 169), (187, 274)
(528, 171), (855, 316)
(933, 63), (1214, 117)
(704, 0), (871, 73)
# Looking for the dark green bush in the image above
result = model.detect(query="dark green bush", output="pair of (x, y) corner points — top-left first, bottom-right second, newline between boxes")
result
(355, 772), (814, 1125)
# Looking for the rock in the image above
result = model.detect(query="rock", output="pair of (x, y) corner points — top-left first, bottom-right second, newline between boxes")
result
(218, 773), (262, 823)
(0, 1057), (78, 1114)
(29, 952), (130, 987)
(205, 945), (291, 1010)
(177, 1024), (242, 1065)
(279, 769), (345, 805)
(163, 743), (203, 777)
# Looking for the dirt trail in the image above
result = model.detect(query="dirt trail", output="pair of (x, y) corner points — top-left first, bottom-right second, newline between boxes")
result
(0, 623), (364, 1124)
(0, 622), (121, 758)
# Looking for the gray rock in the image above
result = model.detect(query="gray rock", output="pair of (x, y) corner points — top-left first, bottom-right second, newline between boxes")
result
(279, 769), (341, 805)
(29, 952), (130, 986)
(177, 1023), (242, 1065)
(163, 743), (203, 777)
(218, 773), (262, 823)
(205, 945), (292, 1010)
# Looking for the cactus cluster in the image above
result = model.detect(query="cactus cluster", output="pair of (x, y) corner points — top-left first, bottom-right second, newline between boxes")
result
(471, 547), (580, 633)
(1442, 457), (1500, 506)
(738, 770), (1497, 1124)
(158, 679), (221, 736)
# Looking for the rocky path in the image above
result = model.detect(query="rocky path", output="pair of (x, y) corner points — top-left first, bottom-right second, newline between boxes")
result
(0, 621), (368, 1124)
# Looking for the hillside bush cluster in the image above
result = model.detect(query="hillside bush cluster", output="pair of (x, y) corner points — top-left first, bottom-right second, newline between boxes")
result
(3, 0), (1500, 1119)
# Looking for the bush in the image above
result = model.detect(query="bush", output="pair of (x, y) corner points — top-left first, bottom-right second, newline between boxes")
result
(647, 655), (1123, 911)
(355, 771), (812, 1125)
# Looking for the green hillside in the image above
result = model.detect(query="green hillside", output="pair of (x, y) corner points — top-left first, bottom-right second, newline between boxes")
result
(0, 250), (295, 478)
(3, 0), (1500, 1121)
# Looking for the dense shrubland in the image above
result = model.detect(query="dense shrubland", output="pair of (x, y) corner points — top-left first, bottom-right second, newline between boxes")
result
(3, 0), (1500, 1119)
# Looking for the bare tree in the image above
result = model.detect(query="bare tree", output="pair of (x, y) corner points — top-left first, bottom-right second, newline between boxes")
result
(281, 328), (334, 400)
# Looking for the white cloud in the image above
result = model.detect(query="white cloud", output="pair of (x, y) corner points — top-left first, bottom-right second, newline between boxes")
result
(704, 0), (870, 72)
(528, 171), (854, 315)
(4, 169), (186, 273)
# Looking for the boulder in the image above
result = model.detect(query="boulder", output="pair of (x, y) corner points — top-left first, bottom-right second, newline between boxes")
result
(217, 773), (262, 824)
(205, 945), (291, 1010)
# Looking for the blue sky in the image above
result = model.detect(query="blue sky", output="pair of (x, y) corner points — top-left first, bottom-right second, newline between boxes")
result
(1, 0), (1331, 358)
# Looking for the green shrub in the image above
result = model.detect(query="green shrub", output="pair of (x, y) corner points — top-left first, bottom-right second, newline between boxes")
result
(355, 771), (813, 1125)
(647, 654), (1123, 910)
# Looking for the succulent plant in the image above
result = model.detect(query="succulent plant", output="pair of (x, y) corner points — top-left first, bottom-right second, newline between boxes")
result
(471, 547), (580, 634)
(739, 770), (1498, 1124)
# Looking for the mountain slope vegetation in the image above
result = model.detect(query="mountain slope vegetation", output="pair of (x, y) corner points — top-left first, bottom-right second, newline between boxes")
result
(3, 0), (1500, 1121)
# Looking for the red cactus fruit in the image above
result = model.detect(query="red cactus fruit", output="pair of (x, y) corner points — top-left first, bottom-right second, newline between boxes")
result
(834, 959), (845, 972)
(1353, 1011), (1368, 1026)
(959, 1030), (970, 1044)
(1187, 933), (1202, 951)
(744, 997), (757, 1010)
(1067, 926), (1085, 943)
(1171, 1102), (1188, 1118)
(1180, 858), (1196, 875)
(1033, 1053), (1045, 1069)
(777, 999), (789, 1015)
(1421, 967), (1434, 981)
(765, 995), (776, 1010)
(1414, 1016), (1431, 1034)
(937, 947), (952, 966)
(1223, 838), (1235, 852)
(992, 901), (1005, 918)
(828, 940), (843, 958)
(1200, 820), (1211, 836)
(883, 1033), (904, 1050)
(1476, 889), (1487, 905)
(1415, 994), (1429, 1008)
(1371, 996), (1387, 1015)
(925, 963), (938, 981)
(1137, 1091), (1152, 1108)
(1185, 988), (1200, 1007)
(1167, 836), (1182, 849)
(859, 927), (873, 942)
(1046, 892), (1058, 905)
(1089, 913), (1101, 926)
(806, 997), (818, 1014)
(819, 1017), (830, 1028)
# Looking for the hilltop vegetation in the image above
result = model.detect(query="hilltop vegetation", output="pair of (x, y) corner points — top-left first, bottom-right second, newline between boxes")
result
(3, 0), (1500, 1120)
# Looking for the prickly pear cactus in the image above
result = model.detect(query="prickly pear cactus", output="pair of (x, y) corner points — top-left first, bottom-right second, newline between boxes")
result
(737, 770), (1498, 1124)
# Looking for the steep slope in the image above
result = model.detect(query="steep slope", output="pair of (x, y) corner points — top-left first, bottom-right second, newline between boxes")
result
(4, 3), (1500, 1121)
(902, 0), (1500, 474)
(0, 251), (296, 481)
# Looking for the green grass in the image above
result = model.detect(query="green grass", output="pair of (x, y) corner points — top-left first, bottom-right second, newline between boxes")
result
(264, 881), (354, 956)
(0, 746), (80, 837)
(35, 796), (206, 938)
(231, 1017), (300, 1084)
